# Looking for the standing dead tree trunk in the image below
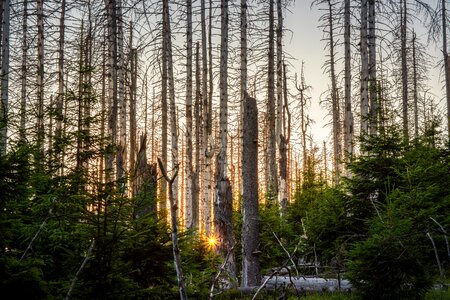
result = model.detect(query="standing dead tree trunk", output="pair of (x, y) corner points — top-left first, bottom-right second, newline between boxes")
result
(401, 0), (409, 142)
(157, 159), (187, 300)
(20, 0), (28, 142)
(343, 0), (353, 172)
(442, 0), (450, 138)
(214, 0), (236, 288)
(55, 0), (65, 171)
(0, 0), (10, 156)
(360, 0), (369, 139)
(242, 94), (260, 287)
(163, 0), (179, 217)
(37, 0), (45, 159)
(185, 0), (194, 229)
(368, 0), (377, 135)
(267, 0), (278, 203)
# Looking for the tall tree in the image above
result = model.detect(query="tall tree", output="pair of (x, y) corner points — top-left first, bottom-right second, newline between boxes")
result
(400, 0), (409, 142)
(160, 0), (168, 213)
(360, 0), (369, 137)
(214, 0), (236, 286)
(185, 0), (194, 229)
(55, 0), (65, 170)
(343, 0), (353, 169)
(368, 0), (377, 135)
(241, 94), (260, 287)
(0, 0), (10, 155)
(20, 0), (28, 141)
(267, 0), (278, 201)
(442, 0), (450, 138)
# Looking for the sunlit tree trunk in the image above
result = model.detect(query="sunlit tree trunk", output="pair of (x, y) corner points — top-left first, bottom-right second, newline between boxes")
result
(239, 0), (247, 198)
(193, 41), (201, 230)
(117, 0), (126, 182)
(185, 0), (194, 229)
(0, 0), (10, 155)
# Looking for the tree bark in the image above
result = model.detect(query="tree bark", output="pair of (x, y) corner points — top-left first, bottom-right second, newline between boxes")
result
(442, 0), (450, 138)
(158, 159), (187, 300)
(242, 95), (260, 287)
(360, 0), (369, 138)
(401, 0), (409, 142)
(160, 0), (168, 213)
(214, 0), (236, 287)
(37, 0), (45, 159)
(267, 0), (278, 202)
(0, 0), (9, 156)
(343, 0), (353, 171)
(368, 0), (377, 135)
(186, 0), (194, 229)
(20, 0), (28, 142)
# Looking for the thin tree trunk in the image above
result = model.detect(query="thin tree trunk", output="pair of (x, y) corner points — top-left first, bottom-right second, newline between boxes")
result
(343, 0), (353, 172)
(360, 0), (369, 138)
(105, 0), (118, 183)
(185, 0), (194, 229)
(20, 0), (28, 142)
(328, 0), (340, 185)
(117, 0), (126, 182)
(163, 0), (179, 214)
(442, 0), (450, 138)
(401, 0), (409, 142)
(37, 0), (45, 159)
(267, 0), (278, 201)
(240, 0), (247, 198)
(160, 0), (168, 213)
(412, 31), (419, 139)
(193, 41), (201, 230)
(0, 0), (9, 156)
(157, 159), (187, 300)
(242, 95), (260, 287)
(129, 44), (137, 194)
(368, 0), (377, 135)
(55, 0), (65, 165)
(201, 0), (212, 235)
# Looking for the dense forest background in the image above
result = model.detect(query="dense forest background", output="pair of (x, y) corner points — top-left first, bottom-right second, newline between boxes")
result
(0, 0), (450, 299)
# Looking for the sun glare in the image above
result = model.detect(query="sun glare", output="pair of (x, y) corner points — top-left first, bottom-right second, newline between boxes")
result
(205, 235), (218, 250)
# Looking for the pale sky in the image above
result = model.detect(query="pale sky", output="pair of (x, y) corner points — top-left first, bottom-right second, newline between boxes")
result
(285, 1), (334, 144)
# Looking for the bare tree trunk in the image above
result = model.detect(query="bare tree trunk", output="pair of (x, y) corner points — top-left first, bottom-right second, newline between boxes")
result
(37, 0), (45, 159)
(267, 0), (278, 202)
(343, 0), (353, 172)
(129, 44), (138, 194)
(368, 0), (377, 135)
(163, 0), (179, 214)
(442, 0), (450, 138)
(328, 0), (340, 185)
(401, 0), (409, 142)
(240, 0), (247, 198)
(160, 0), (168, 213)
(55, 0), (65, 170)
(20, 0), (28, 142)
(193, 41), (201, 230)
(214, 0), (236, 287)
(412, 31), (419, 139)
(185, 0), (194, 229)
(360, 0), (369, 138)
(105, 0), (118, 183)
(201, 0), (212, 235)
(117, 0), (126, 182)
(158, 159), (187, 300)
(242, 94), (260, 287)
(0, 0), (9, 155)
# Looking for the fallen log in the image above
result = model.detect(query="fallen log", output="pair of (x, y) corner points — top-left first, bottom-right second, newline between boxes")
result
(260, 276), (352, 292)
